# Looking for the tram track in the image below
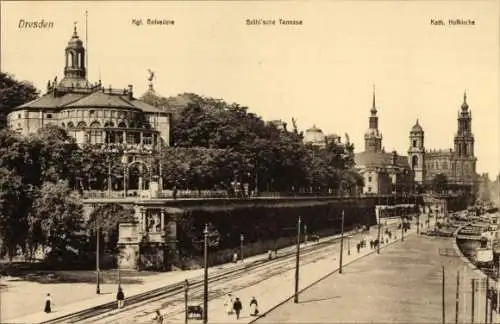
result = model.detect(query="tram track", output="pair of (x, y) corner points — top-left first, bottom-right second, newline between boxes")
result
(41, 230), (359, 324)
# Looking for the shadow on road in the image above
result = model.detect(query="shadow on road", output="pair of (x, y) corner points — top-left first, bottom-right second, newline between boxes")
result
(298, 296), (341, 304)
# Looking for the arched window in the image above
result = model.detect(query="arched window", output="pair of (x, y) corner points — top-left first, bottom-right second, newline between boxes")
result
(412, 139), (417, 148)
(90, 121), (101, 128)
(61, 122), (66, 128)
(77, 121), (87, 128)
(67, 122), (74, 128)
(412, 156), (418, 168)
(104, 121), (114, 128)
(118, 121), (127, 128)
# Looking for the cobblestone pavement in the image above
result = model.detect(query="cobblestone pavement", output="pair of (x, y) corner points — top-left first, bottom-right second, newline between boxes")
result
(254, 233), (490, 324)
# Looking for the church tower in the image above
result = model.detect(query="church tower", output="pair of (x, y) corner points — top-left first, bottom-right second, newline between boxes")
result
(454, 92), (474, 157)
(364, 87), (383, 152)
(453, 91), (477, 187)
(59, 24), (90, 88)
(408, 119), (425, 184)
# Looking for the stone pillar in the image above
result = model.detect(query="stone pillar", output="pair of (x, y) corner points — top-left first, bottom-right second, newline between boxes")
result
(140, 132), (144, 145)
(165, 214), (180, 270)
(123, 131), (127, 144)
(140, 208), (146, 232)
(160, 209), (165, 232)
(138, 164), (144, 195)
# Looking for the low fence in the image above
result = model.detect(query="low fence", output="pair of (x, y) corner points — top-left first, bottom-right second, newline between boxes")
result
(81, 189), (374, 200)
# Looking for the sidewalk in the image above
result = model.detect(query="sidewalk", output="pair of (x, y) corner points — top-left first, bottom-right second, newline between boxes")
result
(152, 222), (416, 324)
(254, 223), (490, 323)
(6, 228), (353, 324)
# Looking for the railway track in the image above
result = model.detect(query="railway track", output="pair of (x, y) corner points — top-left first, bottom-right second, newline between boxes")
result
(41, 230), (361, 324)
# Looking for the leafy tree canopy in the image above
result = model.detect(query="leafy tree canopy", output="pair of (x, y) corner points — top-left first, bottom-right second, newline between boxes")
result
(0, 72), (39, 128)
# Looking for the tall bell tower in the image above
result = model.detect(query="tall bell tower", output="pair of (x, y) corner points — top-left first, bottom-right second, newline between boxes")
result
(408, 119), (425, 184)
(364, 87), (383, 152)
(59, 23), (90, 88)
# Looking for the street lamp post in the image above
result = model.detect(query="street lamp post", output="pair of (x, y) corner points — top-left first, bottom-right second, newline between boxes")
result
(240, 234), (244, 262)
(377, 206), (381, 254)
(96, 220), (101, 294)
(339, 210), (345, 274)
(294, 215), (301, 303)
(184, 279), (189, 324)
(203, 224), (209, 324)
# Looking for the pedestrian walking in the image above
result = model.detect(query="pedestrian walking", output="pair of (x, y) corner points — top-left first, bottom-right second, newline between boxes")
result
(356, 243), (360, 253)
(151, 310), (164, 324)
(116, 286), (125, 309)
(233, 252), (238, 263)
(233, 297), (243, 320)
(224, 293), (234, 315)
(44, 293), (52, 313)
(267, 250), (272, 261)
(249, 296), (259, 316)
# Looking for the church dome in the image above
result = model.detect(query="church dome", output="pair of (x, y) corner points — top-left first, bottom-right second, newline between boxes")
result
(66, 26), (83, 49)
(411, 119), (423, 133)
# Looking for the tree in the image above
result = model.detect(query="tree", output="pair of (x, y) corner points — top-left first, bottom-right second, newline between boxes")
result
(87, 203), (134, 253)
(29, 181), (84, 256)
(432, 173), (448, 194)
(0, 72), (39, 128)
(0, 168), (28, 261)
(28, 125), (80, 186)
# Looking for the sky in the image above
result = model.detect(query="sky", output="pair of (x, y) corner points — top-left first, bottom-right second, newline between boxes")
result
(1, 1), (499, 179)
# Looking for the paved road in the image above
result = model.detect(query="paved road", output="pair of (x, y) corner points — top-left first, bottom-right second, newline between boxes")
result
(254, 234), (489, 324)
(75, 223), (403, 323)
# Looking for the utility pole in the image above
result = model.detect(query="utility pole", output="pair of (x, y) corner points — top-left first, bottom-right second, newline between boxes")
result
(472, 279), (476, 324)
(184, 279), (189, 324)
(455, 270), (460, 324)
(442, 265), (445, 324)
(339, 210), (345, 274)
(203, 224), (208, 324)
(294, 215), (301, 303)
(377, 207), (381, 254)
(96, 216), (100, 294)
(485, 277), (489, 324)
(497, 259), (500, 316)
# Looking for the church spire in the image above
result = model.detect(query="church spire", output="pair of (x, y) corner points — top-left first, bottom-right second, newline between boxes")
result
(371, 84), (377, 115)
(461, 90), (469, 110)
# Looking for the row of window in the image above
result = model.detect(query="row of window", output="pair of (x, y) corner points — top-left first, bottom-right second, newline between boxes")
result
(60, 109), (139, 120)
(60, 120), (152, 129)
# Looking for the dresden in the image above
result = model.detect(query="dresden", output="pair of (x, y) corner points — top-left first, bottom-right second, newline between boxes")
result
(18, 19), (54, 29)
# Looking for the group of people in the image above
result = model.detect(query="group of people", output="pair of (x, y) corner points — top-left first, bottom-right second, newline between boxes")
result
(224, 293), (259, 320)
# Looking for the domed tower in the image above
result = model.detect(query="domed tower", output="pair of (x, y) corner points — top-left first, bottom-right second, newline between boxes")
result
(454, 91), (474, 157)
(59, 24), (90, 88)
(408, 119), (425, 184)
(364, 87), (383, 152)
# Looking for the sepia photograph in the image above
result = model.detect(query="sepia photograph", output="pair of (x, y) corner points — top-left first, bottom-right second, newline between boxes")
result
(0, 1), (499, 323)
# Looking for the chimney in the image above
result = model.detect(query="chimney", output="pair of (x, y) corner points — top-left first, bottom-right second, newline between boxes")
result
(392, 150), (397, 165)
(128, 85), (133, 100)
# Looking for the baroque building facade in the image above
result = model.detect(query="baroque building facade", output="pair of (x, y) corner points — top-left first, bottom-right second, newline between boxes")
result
(354, 90), (413, 195)
(7, 25), (177, 271)
(407, 93), (477, 192)
(7, 25), (171, 150)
